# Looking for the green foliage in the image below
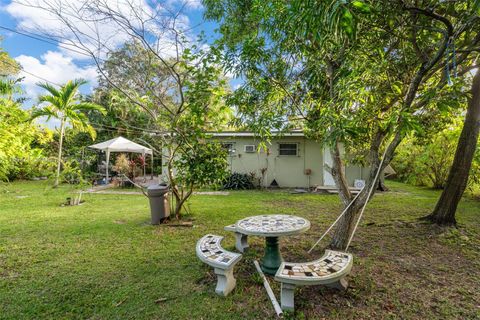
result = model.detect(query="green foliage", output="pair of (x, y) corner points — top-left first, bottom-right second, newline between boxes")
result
(59, 89), (161, 181)
(0, 78), (53, 181)
(174, 141), (229, 188)
(31, 79), (106, 186)
(59, 159), (86, 185)
(0, 77), (24, 98)
(93, 41), (232, 192)
(90, 42), (168, 151)
(91, 89), (156, 140)
(32, 79), (106, 140)
(0, 37), (20, 76)
(95, 40), (231, 217)
(111, 153), (143, 182)
(471, 145), (480, 188)
(223, 172), (255, 190)
(113, 154), (130, 177)
(205, 0), (479, 164)
(204, 0), (379, 145)
(7, 149), (55, 181)
(394, 134), (453, 189)
(392, 120), (480, 190)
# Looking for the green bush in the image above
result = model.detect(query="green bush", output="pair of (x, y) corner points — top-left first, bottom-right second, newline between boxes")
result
(223, 172), (255, 190)
(0, 94), (54, 181)
(60, 160), (86, 185)
(393, 134), (452, 189)
(392, 121), (480, 190)
(175, 141), (229, 189)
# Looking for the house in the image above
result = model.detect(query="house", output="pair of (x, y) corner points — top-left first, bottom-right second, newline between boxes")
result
(210, 131), (370, 189)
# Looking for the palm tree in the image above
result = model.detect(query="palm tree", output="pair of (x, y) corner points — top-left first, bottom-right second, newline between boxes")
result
(32, 79), (106, 187)
(0, 77), (22, 100)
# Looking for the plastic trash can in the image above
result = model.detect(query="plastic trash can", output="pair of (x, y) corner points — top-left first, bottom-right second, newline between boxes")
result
(147, 185), (170, 224)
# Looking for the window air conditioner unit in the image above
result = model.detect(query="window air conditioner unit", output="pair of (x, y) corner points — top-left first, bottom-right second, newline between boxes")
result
(244, 145), (256, 153)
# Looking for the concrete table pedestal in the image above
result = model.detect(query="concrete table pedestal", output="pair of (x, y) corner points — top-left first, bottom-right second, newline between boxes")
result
(234, 214), (311, 275)
(261, 237), (283, 275)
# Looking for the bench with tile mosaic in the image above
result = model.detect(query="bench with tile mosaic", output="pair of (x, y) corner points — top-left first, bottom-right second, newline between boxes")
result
(274, 250), (353, 311)
(196, 234), (242, 296)
(224, 224), (249, 253)
(278, 250), (351, 279)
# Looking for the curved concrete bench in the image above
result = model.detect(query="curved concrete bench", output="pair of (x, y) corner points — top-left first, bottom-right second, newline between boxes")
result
(224, 224), (249, 253)
(196, 234), (242, 296)
(274, 250), (353, 311)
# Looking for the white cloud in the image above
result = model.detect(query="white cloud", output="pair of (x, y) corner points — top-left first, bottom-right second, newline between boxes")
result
(3, 0), (202, 129)
(167, 0), (203, 10)
(187, 0), (203, 10)
(4, 0), (194, 60)
(3, 0), (197, 89)
(15, 51), (98, 98)
(4, 0), (147, 59)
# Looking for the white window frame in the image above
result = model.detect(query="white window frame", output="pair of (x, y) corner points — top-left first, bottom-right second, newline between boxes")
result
(244, 145), (256, 153)
(221, 142), (236, 156)
(278, 142), (299, 156)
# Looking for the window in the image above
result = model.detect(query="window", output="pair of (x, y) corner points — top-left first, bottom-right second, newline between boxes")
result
(244, 145), (256, 153)
(278, 143), (298, 156)
(222, 142), (235, 155)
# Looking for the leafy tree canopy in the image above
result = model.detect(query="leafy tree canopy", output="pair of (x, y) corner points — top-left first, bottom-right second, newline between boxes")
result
(0, 37), (20, 77)
(205, 0), (478, 153)
(0, 77), (52, 181)
(205, 0), (480, 248)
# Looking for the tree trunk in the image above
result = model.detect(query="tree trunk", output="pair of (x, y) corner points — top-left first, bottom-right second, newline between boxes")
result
(174, 193), (183, 219)
(427, 69), (480, 225)
(174, 188), (192, 219)
(166, 157), (182, 218)
(54, 118), (65, 188)
(328, 141), (363, 250)
(329, 195), (366, 249)
(378, 170), (389, 191)
(329, 141), (352, 206)
(165, 149), (193, 220)
(328, 133), (400, 250)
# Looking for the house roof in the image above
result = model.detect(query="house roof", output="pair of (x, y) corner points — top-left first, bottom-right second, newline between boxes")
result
(208, 131), (305, 137)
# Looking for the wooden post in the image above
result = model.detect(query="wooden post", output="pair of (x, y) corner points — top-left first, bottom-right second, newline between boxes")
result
(151, 153), (154, 180)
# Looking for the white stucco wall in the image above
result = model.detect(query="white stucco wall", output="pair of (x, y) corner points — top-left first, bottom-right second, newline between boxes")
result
(161, 134), (370, 188)
(217, 136), (323, 188)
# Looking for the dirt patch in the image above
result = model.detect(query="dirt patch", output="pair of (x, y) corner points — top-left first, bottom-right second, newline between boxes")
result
(275, 219), (480, 319)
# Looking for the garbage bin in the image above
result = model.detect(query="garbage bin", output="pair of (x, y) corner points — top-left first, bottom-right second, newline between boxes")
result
(147, 185), (170, 224)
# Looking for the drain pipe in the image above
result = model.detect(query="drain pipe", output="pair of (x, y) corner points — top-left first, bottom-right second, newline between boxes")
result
(253, 260), (283, 317)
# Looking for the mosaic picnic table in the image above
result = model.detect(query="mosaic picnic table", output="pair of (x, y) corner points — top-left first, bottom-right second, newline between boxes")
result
(235, 214), (310, 275)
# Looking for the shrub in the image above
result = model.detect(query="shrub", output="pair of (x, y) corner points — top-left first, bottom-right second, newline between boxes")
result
(223, 172), (255, 190)
(392, 122), (480, 190)
(175, 141), (229, 189)
(0, 96), (54, 181)
(113, 153), (130, 177)
(393, 135), (452, 189)
(60, 160), (85, 185)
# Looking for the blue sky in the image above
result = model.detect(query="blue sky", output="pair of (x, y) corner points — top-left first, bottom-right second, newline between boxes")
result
(0, 0), (234, 109)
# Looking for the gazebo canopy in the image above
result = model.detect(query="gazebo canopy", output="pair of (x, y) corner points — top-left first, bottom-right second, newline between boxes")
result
(89, 136), (153, 181)
(89, 136), (152, 155)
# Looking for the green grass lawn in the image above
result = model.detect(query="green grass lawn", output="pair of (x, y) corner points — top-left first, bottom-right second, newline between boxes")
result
(0, 181), (479, 319)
